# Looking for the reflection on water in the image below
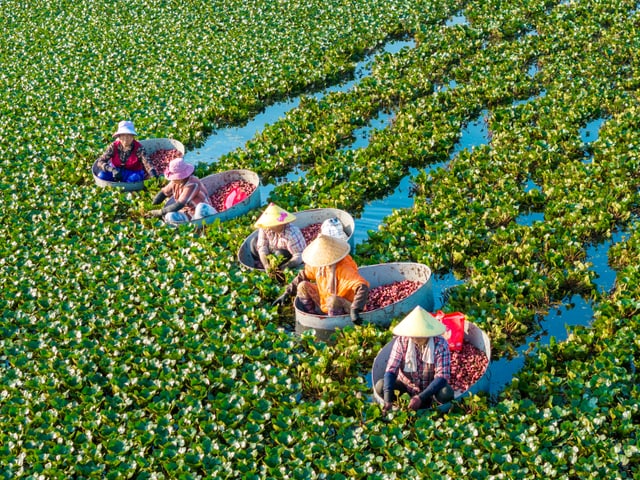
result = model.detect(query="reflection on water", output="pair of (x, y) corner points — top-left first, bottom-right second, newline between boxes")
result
(489, 230), (624, 396)
(445, 13), (469, 27)
(182, 33), (622, 398)
(586, 230), (623, 294)
(489, 293), (593, 398)
(515, 211), (544, 226)
(523, 177), (540, 192)
(513, 89), (547, 107)
(342, 111), (395, 152)
(184, 39), (414, 165)
(580, 117), (606, 163)
(354, 168), (418, 245)
(435, 79), (458, 92)
(452, 109), (490, 157)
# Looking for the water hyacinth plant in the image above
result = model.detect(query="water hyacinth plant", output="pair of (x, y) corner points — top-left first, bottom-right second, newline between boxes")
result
(1, 0), (640, 477)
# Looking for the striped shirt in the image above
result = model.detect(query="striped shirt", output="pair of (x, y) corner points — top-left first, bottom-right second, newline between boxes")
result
(161, 176), (211, 219)
(385, 336), (450, 396)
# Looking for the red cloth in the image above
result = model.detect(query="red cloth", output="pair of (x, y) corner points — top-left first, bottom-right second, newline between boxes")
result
(111, 140), (143, 170)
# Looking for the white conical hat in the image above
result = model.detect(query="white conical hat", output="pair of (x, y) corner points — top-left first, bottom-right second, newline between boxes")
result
(301, 234), (350, 267)
(392, 306), (446, 337)
(254, 203), (296, 228)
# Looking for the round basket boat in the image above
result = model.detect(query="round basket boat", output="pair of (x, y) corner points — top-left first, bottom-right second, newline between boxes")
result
(164, 169), (261, 227)
(294, 262), (434, 335)
(371, 320), (491, 411)
(237, 207), (355, 270)
(92, 138), (185, 191)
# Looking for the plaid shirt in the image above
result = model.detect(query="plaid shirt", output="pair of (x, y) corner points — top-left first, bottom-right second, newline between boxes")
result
(256, 224), (306, 257)
(385, 336), (450, 396)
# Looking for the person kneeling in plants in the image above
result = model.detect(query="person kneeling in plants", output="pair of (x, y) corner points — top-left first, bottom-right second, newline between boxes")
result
(376, 306), (454, 412)
(147, 158), (216, 225)
(272, 234), (369, 325)
(95, 120), (158, 183)
(250, 203), (306, 272)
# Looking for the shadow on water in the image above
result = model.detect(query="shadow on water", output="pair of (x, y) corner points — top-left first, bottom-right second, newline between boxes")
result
(182, 27), (624, 398)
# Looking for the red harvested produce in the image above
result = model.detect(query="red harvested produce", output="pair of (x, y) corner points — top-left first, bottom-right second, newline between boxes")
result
(300, 223), (321, 244)
(364, 280), (422, 311)
(210, 180), (256, 212)
(449, 342), (489, 392)
(148, 148), (183, 173)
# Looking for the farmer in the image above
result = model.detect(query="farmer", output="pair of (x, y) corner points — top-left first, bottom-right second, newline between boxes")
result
(95, 120), (158, 182)
(251, 203), (307, 271)
(375, 306), (454, 412)
(148, 157), (216, 225)
(320, 217), (348, 241)
(272, 234), (369, 325)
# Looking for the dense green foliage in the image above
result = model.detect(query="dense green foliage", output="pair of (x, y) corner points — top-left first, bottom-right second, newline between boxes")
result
(1, 0), (639, 477)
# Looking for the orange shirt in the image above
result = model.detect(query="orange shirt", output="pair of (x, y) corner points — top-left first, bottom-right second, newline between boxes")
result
(304, 255), (369, 312)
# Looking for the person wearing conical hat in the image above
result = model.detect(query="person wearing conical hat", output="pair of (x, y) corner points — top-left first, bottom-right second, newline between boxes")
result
(95, 120), (159, 183)
(272, 234), (369, 325)
(250, 203), (307, 271)
(375, 306), (454, 412)
(147, 158), (217, 225)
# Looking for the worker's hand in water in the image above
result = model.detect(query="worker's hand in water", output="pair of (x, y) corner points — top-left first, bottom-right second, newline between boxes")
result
(272, 292), (290, 307)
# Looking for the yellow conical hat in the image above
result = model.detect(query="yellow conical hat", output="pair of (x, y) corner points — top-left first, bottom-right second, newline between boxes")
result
(392, 306), (446, 337)
(301, 234), (350, 267)
(254, 203), (296, 228)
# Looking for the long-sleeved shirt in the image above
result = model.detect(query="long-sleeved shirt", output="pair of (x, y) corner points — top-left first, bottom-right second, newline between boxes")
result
(158, 176), (211, 219)
(96, 140), (154, 174)
(287, 255), (369, 313)
(384, 335), (450, 396)
(256, 224), (306, 263)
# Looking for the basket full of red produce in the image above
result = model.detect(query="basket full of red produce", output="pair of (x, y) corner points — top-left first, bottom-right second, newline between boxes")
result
(294, 262), (434, 333)
(371, 317), (491, 410)
(164, 168), (261, 226)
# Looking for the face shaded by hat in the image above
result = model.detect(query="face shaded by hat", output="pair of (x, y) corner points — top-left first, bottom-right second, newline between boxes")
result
(164, 158), (195, 181)
(113, 120), (137, 138)
(301, 234), (350, 267)
(254, 203), (296, 228)
(392, 306), (446, 338)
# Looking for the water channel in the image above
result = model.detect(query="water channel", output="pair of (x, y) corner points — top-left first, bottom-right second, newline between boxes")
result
(184, 27), (623, 398)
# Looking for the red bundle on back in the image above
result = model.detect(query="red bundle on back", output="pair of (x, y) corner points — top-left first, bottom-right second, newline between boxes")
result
(434, 310), (465, 351)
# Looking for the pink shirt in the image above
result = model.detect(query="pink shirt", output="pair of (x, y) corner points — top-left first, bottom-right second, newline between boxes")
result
(161, 176), (211, 219)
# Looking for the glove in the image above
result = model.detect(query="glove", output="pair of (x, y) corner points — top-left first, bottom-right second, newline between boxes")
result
(350, 309), (363, 326)
(272, 292), (291, 307)
(409, 396), (422, 411)
(148, 209), (164, 218)
(112, 168), (123, 181)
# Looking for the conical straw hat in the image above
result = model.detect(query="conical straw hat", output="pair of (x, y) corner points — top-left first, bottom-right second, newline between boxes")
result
(254, 203), (296, 228)
(392, 306), (446, 338)
(302, 234), (350, 267)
